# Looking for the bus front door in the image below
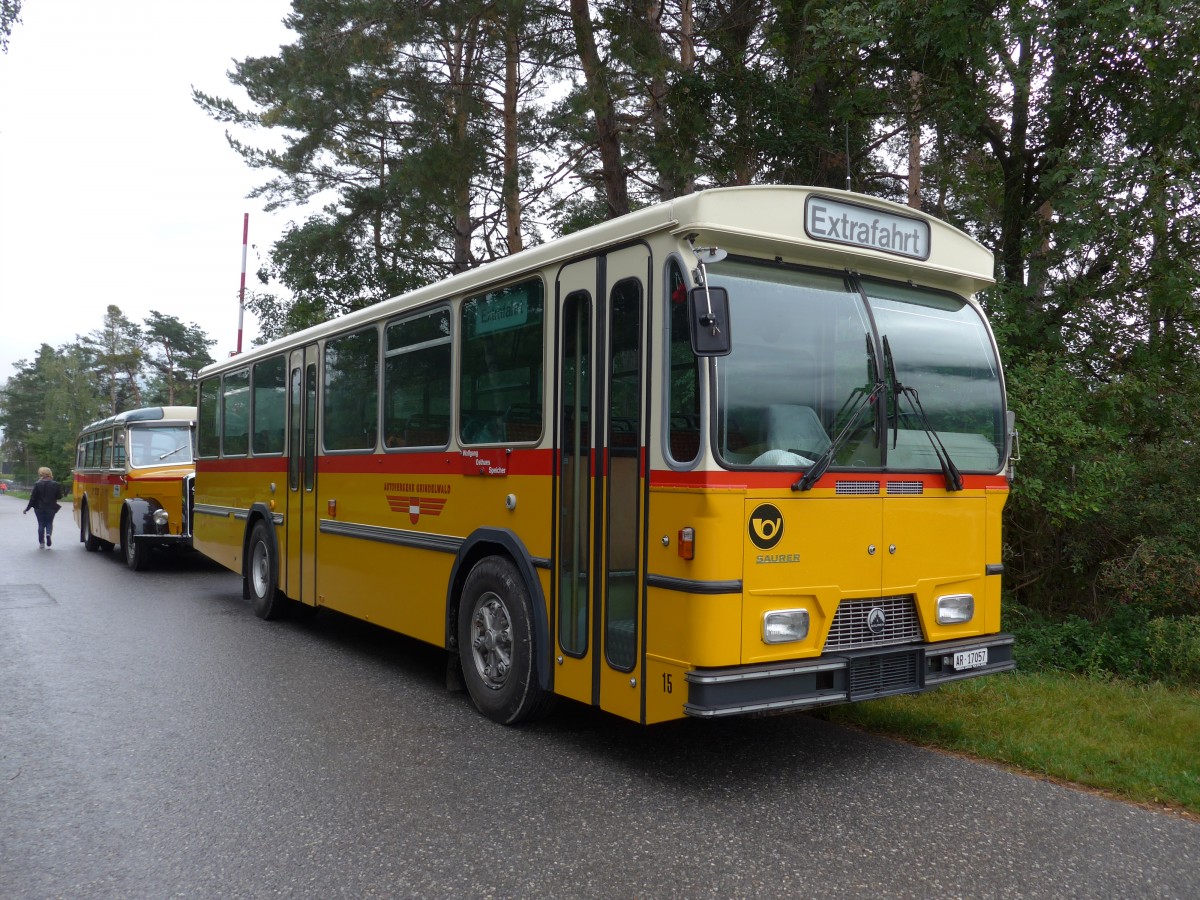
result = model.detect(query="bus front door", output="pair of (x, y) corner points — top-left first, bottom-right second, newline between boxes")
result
(555, 247), (650, 722)
(286, 345), (320, 606)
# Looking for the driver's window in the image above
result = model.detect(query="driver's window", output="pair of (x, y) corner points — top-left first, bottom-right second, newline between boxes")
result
(666, 259), (700, 464)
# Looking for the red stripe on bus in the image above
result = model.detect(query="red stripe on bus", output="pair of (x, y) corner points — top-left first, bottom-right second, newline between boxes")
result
(197, 457), (288, 474)
(648, 469), (1009, 490)
(75, 473), (189, 485)
(317, 449), (556, 477)
(198, 450), (557, 477)
(192, 451), (1008, 494)
(193, 452), (1007, 491)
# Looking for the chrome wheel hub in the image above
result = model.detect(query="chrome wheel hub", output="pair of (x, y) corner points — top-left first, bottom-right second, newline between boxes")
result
(251, 542), (269, 597)
(469, 593), (512, 691)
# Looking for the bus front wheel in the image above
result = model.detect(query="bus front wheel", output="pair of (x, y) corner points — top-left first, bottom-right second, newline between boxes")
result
(123, 515), (149, 572)
(247, 521), (284, 620)
(457, 556), (552, 725)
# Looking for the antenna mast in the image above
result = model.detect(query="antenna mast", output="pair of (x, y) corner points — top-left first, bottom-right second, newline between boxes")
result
(236, 213), (249, 355)
(845, 123), (852, 191)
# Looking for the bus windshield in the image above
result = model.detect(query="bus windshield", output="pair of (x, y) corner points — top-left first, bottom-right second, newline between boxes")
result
(709, 259), (1004, 473)
(128, 425), (194, 468)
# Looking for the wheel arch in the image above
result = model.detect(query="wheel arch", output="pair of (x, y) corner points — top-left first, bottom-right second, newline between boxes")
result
(445, 527), (552, 692)
(120, 497), (158, 538)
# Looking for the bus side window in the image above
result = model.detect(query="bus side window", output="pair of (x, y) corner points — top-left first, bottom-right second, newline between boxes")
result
(223, 367), (251, 456)
(197, 377), (221, 458)
(252, 355), (287, 455)
(384, 309), (451, 449)
(324, 328), (379, 452)
(112, 429), (126, 468)
(459, 278), (545, 445)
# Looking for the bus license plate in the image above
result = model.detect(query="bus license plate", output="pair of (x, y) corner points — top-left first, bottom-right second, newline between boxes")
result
(953, 648), (988, 671)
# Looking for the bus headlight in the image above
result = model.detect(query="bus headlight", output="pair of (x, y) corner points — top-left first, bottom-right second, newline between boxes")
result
(763, 609), (809, 644)
(936, 594), (974, 625)
(153, 509), (170, 527)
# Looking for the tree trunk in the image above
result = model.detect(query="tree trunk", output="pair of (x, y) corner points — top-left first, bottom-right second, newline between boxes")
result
(445, 19), (482, 272)
(503, 21), (523, 253)
(907, 71), (922, 209)
(568, 0), (629, 217)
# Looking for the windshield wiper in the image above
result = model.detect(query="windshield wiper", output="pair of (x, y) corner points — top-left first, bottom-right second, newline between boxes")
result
(793, 379), (884, 492)
(882, 335), (963, 492)
(830, 335), (881, 425)
(158, 445), (187, 461)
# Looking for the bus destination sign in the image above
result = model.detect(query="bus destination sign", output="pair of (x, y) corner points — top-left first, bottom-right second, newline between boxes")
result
(804, 195), (931, 261)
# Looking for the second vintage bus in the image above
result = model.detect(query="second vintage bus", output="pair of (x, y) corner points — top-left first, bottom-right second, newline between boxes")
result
(73, 405), (197, 571)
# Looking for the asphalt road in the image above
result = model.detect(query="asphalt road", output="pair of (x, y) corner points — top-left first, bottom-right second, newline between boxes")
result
(1, 493), (1198, 899)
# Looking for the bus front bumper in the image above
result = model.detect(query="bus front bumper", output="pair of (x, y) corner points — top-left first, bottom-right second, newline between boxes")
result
(133, 533), (193, 549)
(683, 634), (1015, 718)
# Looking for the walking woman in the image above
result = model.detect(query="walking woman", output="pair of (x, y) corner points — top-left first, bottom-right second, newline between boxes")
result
(24, 467), (63, 548)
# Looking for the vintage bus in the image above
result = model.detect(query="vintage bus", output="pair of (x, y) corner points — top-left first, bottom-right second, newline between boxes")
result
(73, 406), (197, 571)
(194, 185), (1016, 725)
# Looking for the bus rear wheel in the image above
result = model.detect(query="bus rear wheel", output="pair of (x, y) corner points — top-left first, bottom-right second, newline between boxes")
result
(457, 556), (552, 725)
(247, 520), (284, 620)
(81, 504), (101, 552)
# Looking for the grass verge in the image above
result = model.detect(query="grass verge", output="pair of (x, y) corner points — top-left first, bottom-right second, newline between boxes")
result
(820, 671), (1200, 816)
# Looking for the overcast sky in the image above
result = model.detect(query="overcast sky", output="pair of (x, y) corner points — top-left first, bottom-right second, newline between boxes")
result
(0, 0), (302, 382)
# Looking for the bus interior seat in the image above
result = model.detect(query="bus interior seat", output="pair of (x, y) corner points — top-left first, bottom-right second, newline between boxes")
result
(609, 416), (638, 449)
(504, 404), (542, 442)
(766, 404), (830, 455)
(461, 411), (504, 444)
(669, 415), (700, 461)
(404, 413), (449, 447)
(385, 421), (407, 448)
(560, 408), (591, 452)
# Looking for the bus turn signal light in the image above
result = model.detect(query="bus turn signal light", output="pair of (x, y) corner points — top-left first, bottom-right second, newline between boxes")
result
(678, 527), (694, 560)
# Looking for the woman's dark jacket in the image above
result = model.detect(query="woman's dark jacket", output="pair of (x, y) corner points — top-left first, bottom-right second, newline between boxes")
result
(25, 479), (63, 514)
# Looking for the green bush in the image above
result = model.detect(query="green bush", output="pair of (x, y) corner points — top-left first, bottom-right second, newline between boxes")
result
(1004, 604), (1200, 686)
(1146, 616), (1200, 684)
(1001, 358), (1200, 626)
(1098, 537), (1200, 618)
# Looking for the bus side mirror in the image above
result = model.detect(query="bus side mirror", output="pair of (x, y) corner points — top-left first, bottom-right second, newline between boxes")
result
(687, 286), (732, 357)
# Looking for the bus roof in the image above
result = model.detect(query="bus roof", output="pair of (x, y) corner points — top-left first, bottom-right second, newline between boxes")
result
(201, 185), (995, 376)
(79, 406), (197, 435)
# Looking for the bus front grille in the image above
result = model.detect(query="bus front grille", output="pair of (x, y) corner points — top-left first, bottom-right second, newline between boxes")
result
(824, 595), (922, 651)
(848, 649), (922, 699)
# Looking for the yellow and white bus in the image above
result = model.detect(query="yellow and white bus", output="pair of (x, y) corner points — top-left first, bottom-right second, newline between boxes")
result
(73, 406), (197, 571)
(194, 185), (1016, 725)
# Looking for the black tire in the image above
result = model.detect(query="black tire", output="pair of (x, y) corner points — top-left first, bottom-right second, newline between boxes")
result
(247, 520), (284, 620)
(122, 513), (150, 572)
(457, 556), (553, 725)
(81, 503), (101, 552)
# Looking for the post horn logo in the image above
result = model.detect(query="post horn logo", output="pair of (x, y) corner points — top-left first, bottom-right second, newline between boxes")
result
(748, 503), (784, 550)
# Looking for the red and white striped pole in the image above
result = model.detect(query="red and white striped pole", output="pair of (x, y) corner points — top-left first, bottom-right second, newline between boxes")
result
(236, 212), (249, 355)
